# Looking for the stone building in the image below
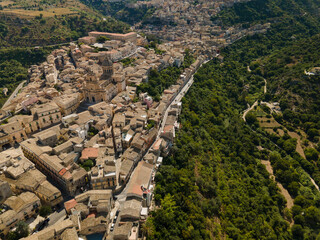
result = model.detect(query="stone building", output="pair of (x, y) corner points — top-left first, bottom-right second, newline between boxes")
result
(100, 56), (113, 81)
(0, 120), (27, 150)
(0, 192), (40, 237)
(20, 138), (88, 196)
(83, 70), (110, 103)
(88, 31), (137, 44)
(83, 56), (126, 103)
(31, 102), (62, 129)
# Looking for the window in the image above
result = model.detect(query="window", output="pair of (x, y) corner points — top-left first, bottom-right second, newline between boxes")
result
(43, 119), (45, 123)
(56, 115), (59, 119)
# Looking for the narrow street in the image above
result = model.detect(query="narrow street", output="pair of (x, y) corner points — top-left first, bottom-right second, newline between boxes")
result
(47, 209), (66, 227)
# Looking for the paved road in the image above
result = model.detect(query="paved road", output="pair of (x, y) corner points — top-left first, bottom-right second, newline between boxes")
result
(109, 58), (211, 236)
(2, 80), (26, 109)
(156, 59), (210, 140)
(114, 58), (208, 201)
(156, 76), (194, 141)
(47, 209), (66, 227)
(121, 47), (142, 60)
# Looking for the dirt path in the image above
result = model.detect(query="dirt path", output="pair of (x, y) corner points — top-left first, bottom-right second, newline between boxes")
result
(242, 77), (267, 121)
(261, 160), (294, 209)
(287, 132), (320, 191)
(287, 131), (305, 159)
(242, 100), (258, 121)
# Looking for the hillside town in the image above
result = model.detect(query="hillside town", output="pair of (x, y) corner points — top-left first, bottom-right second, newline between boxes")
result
(0, 0), (273, 239)
(0, 29), (207, 240)
(133, 0), (270, 49)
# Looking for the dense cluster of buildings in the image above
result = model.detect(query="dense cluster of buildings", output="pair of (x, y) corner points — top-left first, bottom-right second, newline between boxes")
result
(133, 0), (270, 56)
(0, 26), (206, 239)
(0, 0), (268, 237)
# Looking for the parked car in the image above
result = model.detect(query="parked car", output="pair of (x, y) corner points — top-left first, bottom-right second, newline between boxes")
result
(110, 223), (115, 232)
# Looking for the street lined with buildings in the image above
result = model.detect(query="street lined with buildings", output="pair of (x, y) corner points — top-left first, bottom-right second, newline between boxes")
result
(0, 29), (208, 240)
(0, 0), (268, 238)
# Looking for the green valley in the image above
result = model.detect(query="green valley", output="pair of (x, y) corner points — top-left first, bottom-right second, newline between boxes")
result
(145, 0), (320, 239)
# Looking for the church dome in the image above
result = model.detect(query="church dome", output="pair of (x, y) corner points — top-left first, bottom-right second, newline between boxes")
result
(99, 56), (113, 67)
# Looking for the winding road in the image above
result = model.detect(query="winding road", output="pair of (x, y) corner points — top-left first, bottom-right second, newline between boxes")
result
(243, 73), (320, 197)
(242, 100), (258, 122)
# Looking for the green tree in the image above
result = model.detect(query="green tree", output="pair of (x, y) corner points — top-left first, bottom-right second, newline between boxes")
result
(283, 138), (297, 154)
(291, 224), (304, 240)
(96, 36), (110, 43)
(246, 112), (258, 125)
(141, 218), (156, 239)
(307, 128), (319, 140)
(39, 205), (52, 217)
(305, 206), (320, 229)
(305, 148), (319, 161)
(7, 221), (29, 240)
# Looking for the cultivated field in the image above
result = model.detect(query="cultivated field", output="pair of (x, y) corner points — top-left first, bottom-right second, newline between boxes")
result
(0, 0), (97, 18)
(0, 7), (76, 17)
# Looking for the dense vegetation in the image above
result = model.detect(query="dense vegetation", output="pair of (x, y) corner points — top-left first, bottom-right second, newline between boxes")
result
(146, 0), (320, 239)
(0, 14), (129, 47)
(137, 67), (181, 101)
(215, 0), (320, 27)
(257, 35), (320, 135)
(80, 0), (155, 24)
(137, 50), (194, 101)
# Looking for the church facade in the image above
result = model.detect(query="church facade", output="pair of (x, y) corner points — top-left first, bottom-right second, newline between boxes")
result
(83, 56), (126, 103)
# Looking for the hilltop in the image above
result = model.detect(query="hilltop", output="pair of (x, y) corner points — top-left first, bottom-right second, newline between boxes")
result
(0, 0), (130, 47)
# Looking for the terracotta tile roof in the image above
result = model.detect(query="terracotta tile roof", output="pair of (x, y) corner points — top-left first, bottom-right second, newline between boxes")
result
(64, 199), (77, 212)
(80, 148), (99, 160)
